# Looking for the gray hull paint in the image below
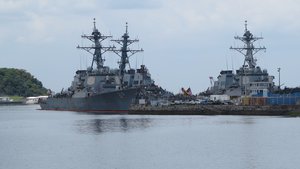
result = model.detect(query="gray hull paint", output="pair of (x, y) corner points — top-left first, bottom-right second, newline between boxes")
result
(40, 88), (138, 112)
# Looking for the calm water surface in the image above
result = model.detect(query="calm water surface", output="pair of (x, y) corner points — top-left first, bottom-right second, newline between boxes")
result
(1, 105), (300, 169)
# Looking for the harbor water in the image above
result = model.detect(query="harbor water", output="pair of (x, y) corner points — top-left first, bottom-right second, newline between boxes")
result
(1, 105), (300, 169)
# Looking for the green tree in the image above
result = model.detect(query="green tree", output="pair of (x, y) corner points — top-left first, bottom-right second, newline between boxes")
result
(0, 68), (47, 97)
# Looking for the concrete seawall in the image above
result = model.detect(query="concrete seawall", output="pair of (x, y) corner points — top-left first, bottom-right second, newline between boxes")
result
(129, 104), (300, 116)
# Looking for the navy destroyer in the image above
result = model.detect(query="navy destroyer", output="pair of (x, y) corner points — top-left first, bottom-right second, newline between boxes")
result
(40, 19), (154, 112)
(208, 21), (275, 97)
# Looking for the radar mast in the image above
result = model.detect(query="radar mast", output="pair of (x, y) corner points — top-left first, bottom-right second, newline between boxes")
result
(230, 20), (266, 69)
(77, 18), (114, 71)
(111, 22), (143, 85)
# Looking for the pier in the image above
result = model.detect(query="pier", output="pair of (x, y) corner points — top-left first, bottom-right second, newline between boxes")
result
(129, 104), (300, 116)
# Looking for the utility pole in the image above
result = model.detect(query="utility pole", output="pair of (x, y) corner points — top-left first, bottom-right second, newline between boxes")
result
(277, 68), (281, 90)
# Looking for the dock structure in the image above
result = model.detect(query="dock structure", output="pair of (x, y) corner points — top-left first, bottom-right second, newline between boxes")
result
(129, 104), (300, 116)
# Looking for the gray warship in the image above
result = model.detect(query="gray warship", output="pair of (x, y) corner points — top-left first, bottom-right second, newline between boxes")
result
(40, 19), (154, 112)
(208, 21), (275, 97)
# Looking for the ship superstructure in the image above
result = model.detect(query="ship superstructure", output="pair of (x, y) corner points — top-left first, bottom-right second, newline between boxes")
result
(209, 21), (275, 97)
(111, 23), (153, 88)
(40, 19), (155, 112)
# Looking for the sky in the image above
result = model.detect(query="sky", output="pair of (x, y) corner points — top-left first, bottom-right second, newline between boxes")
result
(0, 0), (300, 93)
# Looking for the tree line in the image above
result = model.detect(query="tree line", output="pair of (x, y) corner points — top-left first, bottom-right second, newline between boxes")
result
(0, 68), (47, 97)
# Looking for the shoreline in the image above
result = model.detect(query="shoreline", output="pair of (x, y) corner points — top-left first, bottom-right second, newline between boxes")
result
(129, 104), (300, 116)
(4, 103), (300, 117)
(0, 101), (24, 105)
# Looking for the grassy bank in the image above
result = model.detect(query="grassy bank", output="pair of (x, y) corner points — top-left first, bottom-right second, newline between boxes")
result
(8, 96), (25, 102)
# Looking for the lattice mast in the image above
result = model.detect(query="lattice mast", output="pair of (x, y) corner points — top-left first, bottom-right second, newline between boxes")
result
(111, 22), (143, 83)
(230, 21), (266, 69)
(77, 18), (114, 71)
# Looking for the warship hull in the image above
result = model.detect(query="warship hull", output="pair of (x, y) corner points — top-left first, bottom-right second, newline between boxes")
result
(40, 88), (139, 113)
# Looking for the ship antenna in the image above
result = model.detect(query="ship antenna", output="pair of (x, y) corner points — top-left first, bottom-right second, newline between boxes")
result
(126, 22), (128, 34)
(226, 56), (228, 70)
(135, 55), (138, 69)
(93, 18), (96, 31)
(231, 55), (234, 71)
(244, 20), (248, 32)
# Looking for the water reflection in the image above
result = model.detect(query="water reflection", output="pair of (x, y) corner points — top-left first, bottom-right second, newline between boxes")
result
(217, 116), (256, 125)
(75, 117), (152, 134)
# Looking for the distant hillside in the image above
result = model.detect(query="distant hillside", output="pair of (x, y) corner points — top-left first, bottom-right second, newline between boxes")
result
(0, 68), (47, 97)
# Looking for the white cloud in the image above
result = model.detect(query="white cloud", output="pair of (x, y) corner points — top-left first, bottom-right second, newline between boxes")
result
(0, 0), (98, 43)
(152, 0), (300, 33)
(14, 13), (58, 43)
(0, 0), (29, 12)
(103, 0), (162, 9)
